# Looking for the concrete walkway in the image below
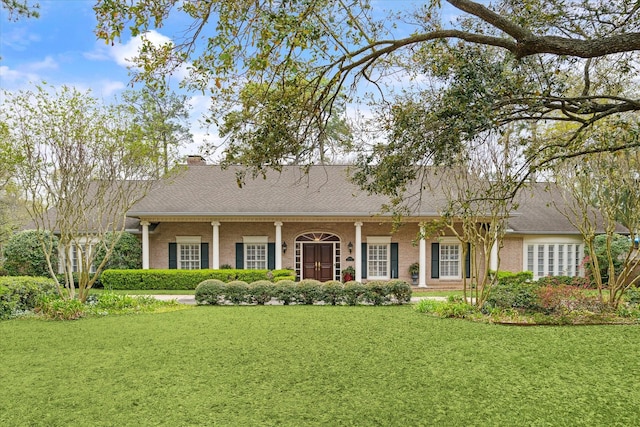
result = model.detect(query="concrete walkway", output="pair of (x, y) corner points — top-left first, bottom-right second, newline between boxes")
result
(150, 295), (447, 305)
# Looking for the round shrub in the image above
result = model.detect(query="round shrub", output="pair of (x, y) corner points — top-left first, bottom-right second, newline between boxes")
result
(3, 230), (58, 277)
(363, 281), (390, 305)
(273, 280), (297, 305)
(343, 281), (365, 306)
(296, 279), (323, 305)
(0, 276), (58, 319)
(249, 280), (275, 305)
(195, 279), (226, 305)
(225, 280), (249, 304)
(387, 280), (412, 304)
(322, 280), (344, 305)
(94, 232), (142, 270)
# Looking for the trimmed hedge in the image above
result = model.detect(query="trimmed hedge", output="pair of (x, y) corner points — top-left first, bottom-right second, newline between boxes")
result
(101, 269), (295, 290)
(194, 279), (412, 306)
(0, 276), (57, 319)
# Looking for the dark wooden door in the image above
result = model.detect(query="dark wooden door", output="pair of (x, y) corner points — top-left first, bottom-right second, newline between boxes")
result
(302, 243), (334, 281)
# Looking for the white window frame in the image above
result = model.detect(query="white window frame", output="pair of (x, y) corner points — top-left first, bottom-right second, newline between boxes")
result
(523, 237), (584, 280)
(439, 238), (461, 279)
(243, 236), (268, 270)
(366, 236), (391, 280)
(59, 238), (97, 274)
(176, 236), (201, 270)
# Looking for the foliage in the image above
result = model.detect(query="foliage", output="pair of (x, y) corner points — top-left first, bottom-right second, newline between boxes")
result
(321, 280), (344, 305)
(1, 0), (39, 20)
(93, 0), (640, 193)
(36, 296), (86, 320)
(484, 275), (541, 312)
(194, 279), (226, 305)
(1, 84), (161, 302)
(3, 230), (58, 277)
(585, 234), (632, 286)
(0, 276), (56, 319)
(343, 281), (366, 306)
(387, 280), (412, 304)
(295, 279), (323, 305)
(362, 281), (390, 306)
(248, 280), (275, 305)
(273, 280), (297, 305)
(536, 275), (591, 288)
(553, 148), (640, 308)
(408, 263), (419, 275)
(100, 269), (295, 290)
(535, 285), (606, 315)
(120, 84), (192, 177)
(224, 281), (249, 305)
(93, 232), (142, 271)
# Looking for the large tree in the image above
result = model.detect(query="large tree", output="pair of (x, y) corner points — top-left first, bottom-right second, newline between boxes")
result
(1, 85), (160, 302)
(94, 0), (640, 185)
(120, 83), (193, 177)
(551, 126), (640, 308)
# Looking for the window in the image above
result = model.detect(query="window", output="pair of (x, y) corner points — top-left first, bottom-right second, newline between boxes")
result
(176, 236), (201, 270)
(243, 236), (268, 270)
(525, 240), (584, 279)
(367, 237), (391, 279)
(440, 243), (461, 278)
(70, 243), (96, 273)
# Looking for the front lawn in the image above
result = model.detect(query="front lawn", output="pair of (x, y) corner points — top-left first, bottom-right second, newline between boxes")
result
(2, 306), (640, 425)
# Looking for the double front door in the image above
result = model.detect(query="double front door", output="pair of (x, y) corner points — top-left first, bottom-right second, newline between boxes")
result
(302, 243), (334, 281)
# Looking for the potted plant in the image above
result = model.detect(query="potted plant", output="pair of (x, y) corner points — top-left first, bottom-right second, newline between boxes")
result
(409, 262), (419, 286)
(342, 266), (355, 282)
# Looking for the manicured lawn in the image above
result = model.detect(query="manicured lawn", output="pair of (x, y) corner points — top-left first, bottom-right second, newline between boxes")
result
(2, 306), (640, 426)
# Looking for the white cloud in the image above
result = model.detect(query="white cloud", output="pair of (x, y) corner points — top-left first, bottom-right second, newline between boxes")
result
(98, 80), (126, 97)
(27, 55), (58, 71)
(0, 27), (40, 51)
(86, 30), (190, 80)
(0, 65), (40, 88)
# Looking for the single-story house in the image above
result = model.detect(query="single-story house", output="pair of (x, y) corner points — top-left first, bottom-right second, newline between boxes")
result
(124, 156), (592, 288)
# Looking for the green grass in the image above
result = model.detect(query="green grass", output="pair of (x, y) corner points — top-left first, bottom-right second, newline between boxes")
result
(412, 289), (463, 298)
(2, 307), (640, 426)
(92, 288), (196, 295)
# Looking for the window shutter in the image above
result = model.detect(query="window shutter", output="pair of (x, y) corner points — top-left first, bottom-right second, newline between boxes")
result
(431, 243), (440, 279)
(201, 243), (209, 269)
(267, 243), (275, 270)
(465, 242), (471, 279)
(235, 243), (244, 269)
(168, 243), (177, 269)
(390, 243), (399, 279)
(361, 243), (367, 279)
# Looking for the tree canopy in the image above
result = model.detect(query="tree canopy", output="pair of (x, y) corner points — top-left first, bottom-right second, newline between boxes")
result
(94, 0), (640, 190)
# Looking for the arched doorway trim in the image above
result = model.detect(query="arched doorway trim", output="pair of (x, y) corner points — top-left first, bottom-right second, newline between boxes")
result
(295, 232), (341, 281)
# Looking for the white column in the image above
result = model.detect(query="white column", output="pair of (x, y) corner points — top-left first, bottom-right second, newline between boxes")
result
(355, 222), (363, 282)
(419, 225), (427, 288)
(490, 235), (499, 272)
(211, 221), (220, 269)
(274, 221), (283, 270)
(141, 221), (150, 270)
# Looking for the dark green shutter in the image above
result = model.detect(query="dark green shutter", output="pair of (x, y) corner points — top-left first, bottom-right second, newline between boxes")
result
(168, 243), (177, 269)
(361, 243), (367, 279)
(201, 243), (209, 269)
(465, 242), (471, 279)
(267, 243), (275, 270)
(390, 243), (399, 279)
(431, 243), (440, 279)
(235, 243), (244, 269)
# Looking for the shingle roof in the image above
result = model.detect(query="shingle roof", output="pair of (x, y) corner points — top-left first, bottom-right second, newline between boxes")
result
(128, 165), (625, 235)
(128, 165), (452, 218)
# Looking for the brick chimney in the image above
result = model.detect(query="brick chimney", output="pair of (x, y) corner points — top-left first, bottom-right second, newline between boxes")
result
(186, 155), (207, 166)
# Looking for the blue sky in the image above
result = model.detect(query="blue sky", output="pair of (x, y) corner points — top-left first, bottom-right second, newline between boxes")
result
(0, 0), (458, 158)
(1, 1), (215, 154)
